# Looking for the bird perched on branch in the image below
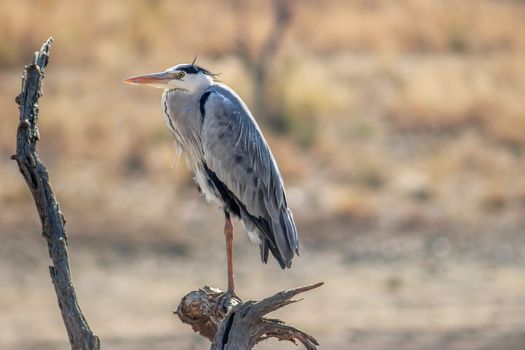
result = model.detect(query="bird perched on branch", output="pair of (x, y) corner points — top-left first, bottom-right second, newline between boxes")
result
(124, 63), (299, 298)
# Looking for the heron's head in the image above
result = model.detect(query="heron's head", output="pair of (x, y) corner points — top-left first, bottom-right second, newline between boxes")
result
(124, 63), (217, 93)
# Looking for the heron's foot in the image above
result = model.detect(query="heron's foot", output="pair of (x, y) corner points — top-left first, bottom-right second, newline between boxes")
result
(214, 290), (241, 316)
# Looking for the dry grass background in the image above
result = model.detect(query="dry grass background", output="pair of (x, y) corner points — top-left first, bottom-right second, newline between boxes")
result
(1, 0), (525, 349)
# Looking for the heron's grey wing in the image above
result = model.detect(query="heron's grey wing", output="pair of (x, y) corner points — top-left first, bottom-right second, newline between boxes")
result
(200, 85), (299, 268)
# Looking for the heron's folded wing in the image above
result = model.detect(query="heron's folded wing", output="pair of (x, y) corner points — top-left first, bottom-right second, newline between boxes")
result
(200, 86), (299, 263)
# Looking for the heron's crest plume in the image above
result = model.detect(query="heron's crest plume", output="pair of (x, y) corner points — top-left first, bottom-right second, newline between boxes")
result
(176, 59), (221, 81)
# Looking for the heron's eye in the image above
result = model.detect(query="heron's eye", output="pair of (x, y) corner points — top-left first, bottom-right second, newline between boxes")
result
(174, 71), (185, 79)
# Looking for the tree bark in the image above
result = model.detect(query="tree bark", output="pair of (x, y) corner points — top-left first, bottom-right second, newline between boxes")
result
(176, 282), (323, 350)
(12, 37), (100, 350)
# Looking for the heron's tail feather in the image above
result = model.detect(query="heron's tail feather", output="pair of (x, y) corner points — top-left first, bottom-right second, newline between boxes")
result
(240, 206), (299, 269)
(267, 208), (298, 268)
(260, 239), (270, 264)
(259, 238), (288, 269)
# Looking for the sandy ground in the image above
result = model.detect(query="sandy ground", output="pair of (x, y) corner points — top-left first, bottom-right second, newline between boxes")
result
(1, 220), (524, 350)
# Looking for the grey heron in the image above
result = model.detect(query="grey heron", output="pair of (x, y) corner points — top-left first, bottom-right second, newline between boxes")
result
(124, 63), (299, 296)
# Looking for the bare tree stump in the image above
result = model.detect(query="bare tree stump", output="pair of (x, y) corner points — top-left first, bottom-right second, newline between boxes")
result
(12, 38), (100, 350)
(176, 282), (323, 349)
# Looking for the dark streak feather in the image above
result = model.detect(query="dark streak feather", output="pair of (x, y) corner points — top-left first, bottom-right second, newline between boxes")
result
(199, 91), (212, 122)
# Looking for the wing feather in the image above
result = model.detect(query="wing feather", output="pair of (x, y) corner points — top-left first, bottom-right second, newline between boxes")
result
(200, 85), (299, 267)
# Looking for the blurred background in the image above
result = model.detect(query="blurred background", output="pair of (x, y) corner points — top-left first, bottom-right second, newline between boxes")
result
(1, 0), (525, 349)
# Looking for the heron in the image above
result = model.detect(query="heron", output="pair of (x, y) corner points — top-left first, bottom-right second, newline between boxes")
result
(124, 63), (299, 298)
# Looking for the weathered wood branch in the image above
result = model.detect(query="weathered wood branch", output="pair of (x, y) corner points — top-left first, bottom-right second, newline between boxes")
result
(13, 38), (100, 350)
(176, 282), (323, 349)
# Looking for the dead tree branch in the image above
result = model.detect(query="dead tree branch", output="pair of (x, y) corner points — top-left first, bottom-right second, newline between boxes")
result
(12, 37), (100, 350)
(231, 0), (293, 128)
(176, 282), (323, 349)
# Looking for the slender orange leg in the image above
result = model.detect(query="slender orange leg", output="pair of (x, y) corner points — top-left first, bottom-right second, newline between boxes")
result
(224, 211), (235, 294)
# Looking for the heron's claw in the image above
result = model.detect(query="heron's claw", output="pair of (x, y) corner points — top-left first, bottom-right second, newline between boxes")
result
(214, 291), (241, 317)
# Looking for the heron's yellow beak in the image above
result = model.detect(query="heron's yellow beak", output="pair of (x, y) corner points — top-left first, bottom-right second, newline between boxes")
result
(123, 71), (172, 86)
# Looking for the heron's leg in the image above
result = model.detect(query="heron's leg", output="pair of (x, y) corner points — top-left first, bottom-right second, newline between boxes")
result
(224, 211), (235, 294)
(214, 211), (240, 315)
